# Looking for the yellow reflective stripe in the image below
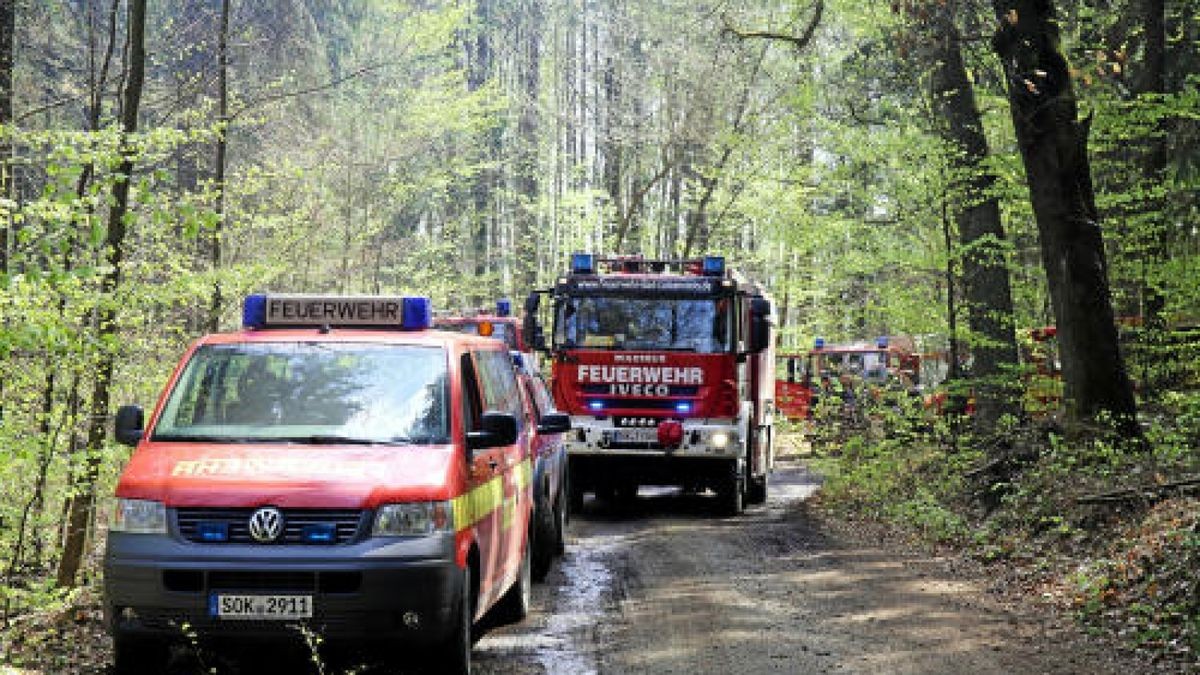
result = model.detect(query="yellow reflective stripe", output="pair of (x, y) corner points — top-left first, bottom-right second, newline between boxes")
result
(450, 458), (533, 534)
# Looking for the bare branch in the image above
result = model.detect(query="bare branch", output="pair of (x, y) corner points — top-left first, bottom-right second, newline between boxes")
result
(229, 61), (397, 122)
(722, 1), (824, 52)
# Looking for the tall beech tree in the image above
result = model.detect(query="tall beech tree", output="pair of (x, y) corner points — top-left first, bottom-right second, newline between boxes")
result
(990, 1), (1138, 430)
(921, 2), (1020, 430)
(56, 0), (148, 588)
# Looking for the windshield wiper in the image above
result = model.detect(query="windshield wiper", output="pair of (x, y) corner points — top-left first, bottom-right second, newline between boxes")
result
(289, 435), (419, 446)
(151, 434), (257, 443)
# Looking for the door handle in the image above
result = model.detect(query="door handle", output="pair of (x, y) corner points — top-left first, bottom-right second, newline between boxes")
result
(488, 458), (500, 472)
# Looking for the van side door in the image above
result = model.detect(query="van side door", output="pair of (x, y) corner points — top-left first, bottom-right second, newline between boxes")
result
(460, 351), (508, 616)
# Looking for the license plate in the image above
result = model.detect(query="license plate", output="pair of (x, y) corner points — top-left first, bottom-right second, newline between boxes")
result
(210, 594), (313, 620)
(607, 428), (657, 444)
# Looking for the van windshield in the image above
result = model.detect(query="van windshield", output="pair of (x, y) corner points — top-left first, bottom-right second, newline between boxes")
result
(153, 343), (449, 444)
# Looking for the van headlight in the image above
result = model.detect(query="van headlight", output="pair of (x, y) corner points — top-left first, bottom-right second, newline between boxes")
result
(111, 499), (167, 534)
(373, 502), (454, 537)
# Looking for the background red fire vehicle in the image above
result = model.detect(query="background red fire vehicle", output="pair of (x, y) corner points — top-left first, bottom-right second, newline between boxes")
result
(775, 336), (922, 421)
(433, 299), (532, 353)
(522, 253), (775, 515)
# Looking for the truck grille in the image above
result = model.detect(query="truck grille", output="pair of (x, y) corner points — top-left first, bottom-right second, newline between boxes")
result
(175, 508), (365, 545)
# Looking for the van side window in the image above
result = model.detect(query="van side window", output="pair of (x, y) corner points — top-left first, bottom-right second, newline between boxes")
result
(476, 350), (523, 428)
(460, 353), (483, 434)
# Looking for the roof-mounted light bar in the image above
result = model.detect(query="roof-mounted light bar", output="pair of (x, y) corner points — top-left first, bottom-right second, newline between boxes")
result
(701, 256), (725, 276)
(571, 252), (596, 275)
(242, 294), (433, 330)
(496, 298), (512, 317)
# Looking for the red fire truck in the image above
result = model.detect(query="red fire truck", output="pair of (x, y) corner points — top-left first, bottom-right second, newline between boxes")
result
(522, 253), (775, 515)
(776, 337), (921, 420)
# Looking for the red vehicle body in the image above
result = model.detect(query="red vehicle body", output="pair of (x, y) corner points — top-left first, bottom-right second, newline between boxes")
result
(103, 294), (548, 675)
(434, 299), (532, 354)
(775, 338), (921, 420)
(523, 254), (775, 515)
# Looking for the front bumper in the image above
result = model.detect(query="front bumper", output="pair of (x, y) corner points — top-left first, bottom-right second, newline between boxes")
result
(565, 418), (742, 489)
(103, 530), (460, 645)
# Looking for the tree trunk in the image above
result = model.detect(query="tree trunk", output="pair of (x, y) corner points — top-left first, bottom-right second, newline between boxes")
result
(926, 2), (1020, 430)
(57, 0), (148, 589)
(209, 0), (231, 331)
(990, 2), (1138, 431)
(514, 0), (542, 291)
(1, 0), (14, 274)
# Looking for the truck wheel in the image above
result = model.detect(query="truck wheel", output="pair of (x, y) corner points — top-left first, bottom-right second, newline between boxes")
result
(434, 566), (474, 675)
(112, 634), (169, 675)
(532, 489), (555, 582)
(746, 474), (768, 505)
(494, 534), (532, 625)
(719, 475), (743, 516)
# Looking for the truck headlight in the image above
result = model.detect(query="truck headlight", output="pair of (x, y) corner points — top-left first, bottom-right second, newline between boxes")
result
(373, 502), (454, 537)
(711, 432), (731, 449)
(111, 499), (167, 534)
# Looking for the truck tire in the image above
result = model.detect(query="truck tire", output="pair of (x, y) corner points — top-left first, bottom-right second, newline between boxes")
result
(719, 475), (743, 516)
(746, 474), (768, 505)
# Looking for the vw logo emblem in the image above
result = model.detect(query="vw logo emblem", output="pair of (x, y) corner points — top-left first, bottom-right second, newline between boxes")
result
(248, 507), (284, 543)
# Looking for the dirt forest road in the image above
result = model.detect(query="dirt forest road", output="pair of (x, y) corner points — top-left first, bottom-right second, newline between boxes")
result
(470, 459), (1152, 675)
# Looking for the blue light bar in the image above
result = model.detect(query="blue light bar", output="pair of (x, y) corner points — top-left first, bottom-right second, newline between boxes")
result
(814, 337), (825, 349)
(496, 298), (512, 317)
(587, 400), (604, 412)
(675, 402), (692, 414)
(196, 521), (229, 543)
(302, 523), (336, 544)
(876, 336), (889, 349)
(401, 296), (433, 330)
(243, 294), (268, 329)
(571, 253), (595, 275)
(701, 256), (726, 276)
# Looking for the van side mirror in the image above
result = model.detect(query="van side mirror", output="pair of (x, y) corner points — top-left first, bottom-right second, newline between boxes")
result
(749, 297), (772, 353)
(536, 411), (571, 434)
(468, 411), (519, 450)
(115, 405), (145, 447)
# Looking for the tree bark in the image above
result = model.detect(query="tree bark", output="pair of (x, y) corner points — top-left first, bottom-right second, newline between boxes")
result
(209, 0), (231, 331)
(926, 2), (1020, 429)
(990, 1), (1138, 431)
(57, 0), (148, 588)
(1, 0), (15, 274)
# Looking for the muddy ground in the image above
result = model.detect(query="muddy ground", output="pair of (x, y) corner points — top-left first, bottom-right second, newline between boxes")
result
(468, 459), (1160, 675)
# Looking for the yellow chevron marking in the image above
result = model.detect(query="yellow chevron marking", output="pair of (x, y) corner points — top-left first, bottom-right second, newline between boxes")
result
(451, 458), (532, 533)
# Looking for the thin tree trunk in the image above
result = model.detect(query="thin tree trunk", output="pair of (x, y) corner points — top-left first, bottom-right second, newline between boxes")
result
(209, 0), (231, 331)
(57, 0), (148, 589)
(926, 2), (1020, 430)
(1, 0), (15, 275)
(990, 1), (1138, 432)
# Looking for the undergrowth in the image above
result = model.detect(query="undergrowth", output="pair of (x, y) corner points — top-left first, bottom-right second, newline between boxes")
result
(809, 390), (1200, 667)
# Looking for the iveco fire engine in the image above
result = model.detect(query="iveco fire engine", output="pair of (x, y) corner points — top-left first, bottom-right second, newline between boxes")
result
(523, 254), (775, 515)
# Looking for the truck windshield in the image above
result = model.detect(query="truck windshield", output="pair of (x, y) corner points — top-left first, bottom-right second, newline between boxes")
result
(153, 343), (450, 444)
(554, 296), (731, 353)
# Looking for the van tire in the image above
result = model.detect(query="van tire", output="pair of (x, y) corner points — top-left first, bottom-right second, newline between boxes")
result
(434, 567), (473, 675)
(532, 489), (555, 582)
(553, 482), (567, 556)
(112, 634), (169, 675)
(494, 535), (531, 625)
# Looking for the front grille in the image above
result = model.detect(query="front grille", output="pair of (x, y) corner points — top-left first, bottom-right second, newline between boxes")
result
(161, 570), (362, 594)
(175, 508), (364, 545)
(586, 398), (692, 411)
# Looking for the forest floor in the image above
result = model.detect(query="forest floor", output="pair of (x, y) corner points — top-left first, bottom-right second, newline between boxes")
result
(0, 444), (1191, 674)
